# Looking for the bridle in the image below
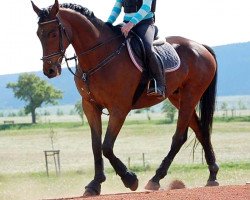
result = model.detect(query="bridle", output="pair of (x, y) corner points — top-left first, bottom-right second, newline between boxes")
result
(39, 17), (126, 114)
(39, 17), (125, 79)
(39, 18), (70, 66)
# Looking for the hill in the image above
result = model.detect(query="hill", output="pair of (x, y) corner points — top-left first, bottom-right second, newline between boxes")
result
(213, 42), (250, 96)
(0, 70), (79, 109)
(0, 42), (250, 109)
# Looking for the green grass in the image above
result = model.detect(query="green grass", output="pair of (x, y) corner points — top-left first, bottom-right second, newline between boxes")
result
(214, 115), (250, 122)
(0, 122), (83, 131)
(1, 115), (250, 132)
(0, 119), (249, 200)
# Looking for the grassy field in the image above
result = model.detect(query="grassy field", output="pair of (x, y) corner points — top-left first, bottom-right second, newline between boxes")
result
(0, 118), (249, 200)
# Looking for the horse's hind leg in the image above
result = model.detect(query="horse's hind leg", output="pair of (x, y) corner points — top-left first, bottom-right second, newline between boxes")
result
(189, 112), (219, 186)
(102, 110), (139, 191)
(145, 89), (199, 190)
(146, 92), (219, 189)
(170, 95), (219, 186)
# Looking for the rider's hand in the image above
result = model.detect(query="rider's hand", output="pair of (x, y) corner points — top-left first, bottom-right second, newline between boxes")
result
(105, 22), (113, 28)
(121, 22), (134, 37)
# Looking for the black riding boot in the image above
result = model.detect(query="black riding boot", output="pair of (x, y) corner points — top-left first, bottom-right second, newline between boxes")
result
(147, 53), (165, 99)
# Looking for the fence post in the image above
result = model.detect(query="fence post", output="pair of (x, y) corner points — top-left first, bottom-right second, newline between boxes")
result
(128, 157), (131, 169)
(142, 153), (145, 169)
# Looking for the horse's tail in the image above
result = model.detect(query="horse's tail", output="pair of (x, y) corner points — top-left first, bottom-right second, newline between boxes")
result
(199, 45), (217, 139)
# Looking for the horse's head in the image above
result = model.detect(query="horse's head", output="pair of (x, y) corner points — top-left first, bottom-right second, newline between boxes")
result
(31, 0), (71, 78)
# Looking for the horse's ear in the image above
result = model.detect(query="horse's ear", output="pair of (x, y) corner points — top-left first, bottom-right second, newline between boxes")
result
(31, 1), (41, 16)
(50, 0), (59, 18)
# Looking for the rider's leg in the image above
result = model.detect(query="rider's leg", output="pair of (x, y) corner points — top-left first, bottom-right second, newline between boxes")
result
(146, 51), (165, 98)
(132, 21), (165, 98)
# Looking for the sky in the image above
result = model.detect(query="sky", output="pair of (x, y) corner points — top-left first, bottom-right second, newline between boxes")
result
(0, 0), (249, 75)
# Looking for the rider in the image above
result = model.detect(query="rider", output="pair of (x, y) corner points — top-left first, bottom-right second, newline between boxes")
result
(106, 0), (165, 99)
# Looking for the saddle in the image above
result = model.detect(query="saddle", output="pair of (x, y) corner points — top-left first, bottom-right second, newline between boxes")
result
(126, 32), (180, 74)
(126, 32), (180, 104)
(105, 23), (180, 104)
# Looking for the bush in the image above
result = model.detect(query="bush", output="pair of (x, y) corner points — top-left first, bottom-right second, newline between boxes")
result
(17, 109), (26, 117)
(56, 109), (64, 116)
(44, 110), (50, 116)
(8, 112), (17, 117)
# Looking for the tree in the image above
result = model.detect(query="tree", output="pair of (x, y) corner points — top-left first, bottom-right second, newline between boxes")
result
(7, 73), (62, 123)
(17, 109), (26, 117)
(56, 109), (64, 116)
(75, 100), (84, 124)
(238, 100), (247, 110)
(220, 101), (228, 117)
(162, 99), (177, 123)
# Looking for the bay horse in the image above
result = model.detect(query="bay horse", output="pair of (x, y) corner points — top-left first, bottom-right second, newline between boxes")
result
(32, 0), (219, 196)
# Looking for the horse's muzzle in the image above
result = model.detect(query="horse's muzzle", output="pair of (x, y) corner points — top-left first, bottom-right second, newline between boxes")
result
(44, 64), (62, 78)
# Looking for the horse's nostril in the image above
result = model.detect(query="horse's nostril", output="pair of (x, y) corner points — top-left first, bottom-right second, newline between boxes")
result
(49, 68), (55, 75)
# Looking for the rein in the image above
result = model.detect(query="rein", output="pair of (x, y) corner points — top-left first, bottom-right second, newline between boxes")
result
(65, 39), (125, 116)
(64, 31), (125, 115)
(39, 17), (126, 115)
(65, 35), (125, 82)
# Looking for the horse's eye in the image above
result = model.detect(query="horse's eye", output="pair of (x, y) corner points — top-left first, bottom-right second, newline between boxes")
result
(48, 30), (57, 38)
(51, 32), (57, 38)
(51, 33), (57, 38)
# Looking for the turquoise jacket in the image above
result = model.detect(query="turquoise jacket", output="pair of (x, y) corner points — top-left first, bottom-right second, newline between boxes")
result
(107, 0), (154, 25)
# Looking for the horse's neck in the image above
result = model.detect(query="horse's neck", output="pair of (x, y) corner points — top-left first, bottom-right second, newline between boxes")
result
(60, 12), (98, 49)
(60, 10), (116, 70)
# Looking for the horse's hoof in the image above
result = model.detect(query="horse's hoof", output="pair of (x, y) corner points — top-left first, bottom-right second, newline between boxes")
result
(206, 180), (219, 187)
(144, 180), (160, 190)
(130, 178), (139, 191)
(121, 171), (139, 191)
(83, 187), (100, 197)
(83, 180), (101, 196)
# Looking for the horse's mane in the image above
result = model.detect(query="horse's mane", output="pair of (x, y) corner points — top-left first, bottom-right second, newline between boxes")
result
(38, 3), (96, 23)
(38, 3), (121, 35)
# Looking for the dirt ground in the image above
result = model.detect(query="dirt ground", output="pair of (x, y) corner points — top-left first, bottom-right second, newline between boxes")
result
(49, 184), (250, 200)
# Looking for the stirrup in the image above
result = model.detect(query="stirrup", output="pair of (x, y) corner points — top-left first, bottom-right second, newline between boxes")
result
(147, 78), (158, 95)
(147, 79), (165, 99)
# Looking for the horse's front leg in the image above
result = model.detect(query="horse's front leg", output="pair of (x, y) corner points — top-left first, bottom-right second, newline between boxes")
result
(102, 111), (139, 191)
(82, 99), (106, 196)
